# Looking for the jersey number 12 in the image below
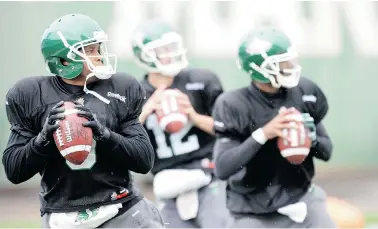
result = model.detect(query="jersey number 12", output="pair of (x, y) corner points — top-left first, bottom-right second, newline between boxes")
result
(146, 114), (200, 159)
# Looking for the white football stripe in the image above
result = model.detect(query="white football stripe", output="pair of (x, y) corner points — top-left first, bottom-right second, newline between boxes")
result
(169, 95), (178, 112)
(282, 129), (289, 146)
(161, 99), (170, 115)
(299, 124), (306, 145)
(159, 113), (188, 131)
(60, 145), (92, 157)
(64, 109), (79, 116)
(290, 123), (299, 147)
(281, 148), (310, 157)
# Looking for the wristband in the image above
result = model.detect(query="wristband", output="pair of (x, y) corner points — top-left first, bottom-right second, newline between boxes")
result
(252, 128), (268, 145)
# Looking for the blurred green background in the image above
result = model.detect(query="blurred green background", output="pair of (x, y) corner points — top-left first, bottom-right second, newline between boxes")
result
(0, 1), (376, 227)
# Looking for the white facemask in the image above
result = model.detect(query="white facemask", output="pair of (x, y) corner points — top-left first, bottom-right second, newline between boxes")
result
(135, 32), (188, 77)
(58, 30), (117, 104)
(251, 47), (301, 88)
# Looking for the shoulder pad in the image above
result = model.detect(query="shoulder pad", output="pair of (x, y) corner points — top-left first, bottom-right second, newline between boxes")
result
(297, 77), (329, 124)
(212, 89), (250, 138)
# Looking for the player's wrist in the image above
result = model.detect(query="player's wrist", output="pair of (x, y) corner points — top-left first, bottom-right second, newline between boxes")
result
(32, 136), (51, 156)
(188, 109), (199, 121)
(94, 127), (111, 141)
(139, 106), (153, 124)
(139, 111), (150, 124)
(189, 111), (206, 129)
(35, 131), (50, 147)
(252, 128), (268, 145)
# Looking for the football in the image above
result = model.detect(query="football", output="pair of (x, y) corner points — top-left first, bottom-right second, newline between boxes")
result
(277, 109), (312, 165)
(53, 101), (93, 165)
(156, 89), (188, 133)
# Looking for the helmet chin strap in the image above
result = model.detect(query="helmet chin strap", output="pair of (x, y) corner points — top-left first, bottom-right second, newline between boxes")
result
(83, 72), (111, 104)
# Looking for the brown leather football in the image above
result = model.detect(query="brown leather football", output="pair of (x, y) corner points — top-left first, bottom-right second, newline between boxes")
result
(156, 89), (188, 133)
(277, 109), (312, 165)
(53, 101), (93, 165)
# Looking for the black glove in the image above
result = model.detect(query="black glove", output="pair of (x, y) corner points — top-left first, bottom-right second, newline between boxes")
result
(75, 104), (110, 141)
(36, 101), (66, 146)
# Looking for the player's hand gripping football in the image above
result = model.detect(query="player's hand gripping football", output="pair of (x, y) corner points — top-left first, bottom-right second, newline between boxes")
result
(174, 89), (196, 118)
(36, 101), (66, 146)
(74, 104), (110, 141)
(262, 107), (300, 140)
(139, 84), (167, 123)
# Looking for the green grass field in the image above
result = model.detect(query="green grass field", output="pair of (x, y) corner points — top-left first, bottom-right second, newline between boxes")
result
(0, 213), (377, 228)
(366, 213), (378, 226)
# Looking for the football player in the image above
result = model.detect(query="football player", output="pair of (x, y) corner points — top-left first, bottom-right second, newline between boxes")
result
(2, 14), (164, 228)
(131, 20), (230, 228)
(212, 25), (337, 228)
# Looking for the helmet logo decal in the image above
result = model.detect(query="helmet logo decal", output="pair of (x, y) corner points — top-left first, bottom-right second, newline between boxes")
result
(93, 30), (108, 40)
(246, 38), (272, 55)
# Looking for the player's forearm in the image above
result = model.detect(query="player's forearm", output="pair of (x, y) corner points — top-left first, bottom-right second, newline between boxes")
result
(311, 123), (333, 161)
(139, 101), (155, 125)
(138, 109), (150, 125)
(190, 113), (214, 135)
(2, 135), (49, 184)
(213, 136), (263, 180)
(101, 127), (155, 174)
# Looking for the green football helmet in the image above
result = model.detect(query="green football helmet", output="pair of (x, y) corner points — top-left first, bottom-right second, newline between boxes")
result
(237, 26), (301, 88)
(131, 20), (188, 77)
(41, 14), (116, 80)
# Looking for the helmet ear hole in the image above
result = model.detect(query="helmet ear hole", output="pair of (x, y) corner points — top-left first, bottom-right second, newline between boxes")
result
(60, 58), (69, 66)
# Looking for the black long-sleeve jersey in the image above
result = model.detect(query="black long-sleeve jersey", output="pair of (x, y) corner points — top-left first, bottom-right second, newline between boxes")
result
(212, 77), (332, 214)
(140, 68), (224, 174)
(2, 73), (154, 215)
